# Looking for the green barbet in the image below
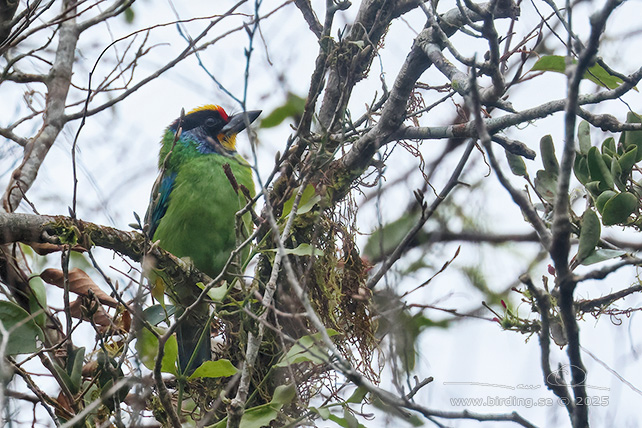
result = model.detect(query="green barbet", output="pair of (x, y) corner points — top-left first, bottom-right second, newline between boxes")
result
(146, 105), (260, 374)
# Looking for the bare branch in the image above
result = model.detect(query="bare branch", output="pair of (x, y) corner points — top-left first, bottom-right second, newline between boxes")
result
(576, 283), (642, 313)
(327, 0), (519, 203)
(366, 139), (476, 289)
(552, 2), (624, 425)
(521, 274), (575, 420)
(293, 0), (322, 38)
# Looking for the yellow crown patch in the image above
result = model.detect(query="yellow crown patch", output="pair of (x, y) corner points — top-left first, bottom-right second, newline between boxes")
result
(187, 104), (229, 122)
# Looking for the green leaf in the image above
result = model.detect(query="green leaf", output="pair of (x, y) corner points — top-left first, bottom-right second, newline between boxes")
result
(372, 308), (442, 373)
(209, 384), (297, 428)
(534, 169), (558, 203)
(364, 212), (421, 261)
(531, 55), (625, 89)
(27, 276), (47, 327)
(68, 347), (85, 394)
(601, 191), (638, 225)
(0, 301), (43, 356)
(143, 304), (176, 326)
(327, 408), (367, 428)
(271, 383), (296, 405)
(276, 329), (339, 367)
(614, 176), (627, 193)
(52, 362), (74, 395)
(346, 387), (368, 404)
(344, 408), (366, 428)
(618, 146), (638, 173)
(135, 327), (178, 375)
(197, 282), (228, 301)
(408, 415), (426, 427)
(595, 190), (617, 214)
(124, 7), (135, 23)
(189, 359), (238, 379)
(601, 137), (616, 157)
(540, 135), (559, 176)
(578, 121), (591, 155)
(297, 194), (322, 216)
(327, 413), (359, 428)
(260, 92), (306, 128)
(585, 62), (626, 90)
(263, 243), (324, 257)
(610, 155), (621, 176)
(623, 112), (642, 162)
(585, 181), (602, 196)
(531, 55), (566, 73)
(573, 154), (590, 184)
(505, 150), (527, 176)
(587, 146), (614, 191)
(311, 406), (331, 420)
(370, 394), (424, 426)
(577, 209), (601, 262)
(610, 156), (624, 191)
(281, 184), (320, 219)
(581, 249), (627, 265)
(286, 243), (324, 256)
(239, 406), (279, 428)
(208, 418), (227, 428)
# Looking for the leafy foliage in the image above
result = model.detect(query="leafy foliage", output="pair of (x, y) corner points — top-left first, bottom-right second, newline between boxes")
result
(531, 55), (626, 89)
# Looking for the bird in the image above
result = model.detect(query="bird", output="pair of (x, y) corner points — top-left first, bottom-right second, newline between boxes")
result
(145, 105), (260, 374)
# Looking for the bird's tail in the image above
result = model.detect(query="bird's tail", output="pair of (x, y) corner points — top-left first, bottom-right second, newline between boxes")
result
(176, 303), (211, 374)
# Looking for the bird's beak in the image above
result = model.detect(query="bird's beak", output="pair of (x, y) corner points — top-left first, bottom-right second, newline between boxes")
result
(221, 110), (261, 136)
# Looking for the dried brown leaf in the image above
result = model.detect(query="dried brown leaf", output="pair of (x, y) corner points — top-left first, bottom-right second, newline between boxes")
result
(55, 391), (74, 419)
(120, 309), (131, 332)
(69, 298), (112, 328)
(81, 360), (98, 377)
(27, 242), (64, 255)
(41, 268), (118, 308)
(27, 242), (88, 255)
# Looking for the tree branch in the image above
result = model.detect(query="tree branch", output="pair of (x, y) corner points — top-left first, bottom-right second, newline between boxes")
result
(552, 3), (623, 426)
(3, 0), (79, 212)
(326, 0), (518, 203)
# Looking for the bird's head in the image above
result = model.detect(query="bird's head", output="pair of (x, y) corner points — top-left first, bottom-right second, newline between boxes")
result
(168, 105), (261, 156)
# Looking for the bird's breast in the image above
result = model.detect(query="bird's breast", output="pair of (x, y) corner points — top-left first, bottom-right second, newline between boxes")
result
(152, 155), (254, 279)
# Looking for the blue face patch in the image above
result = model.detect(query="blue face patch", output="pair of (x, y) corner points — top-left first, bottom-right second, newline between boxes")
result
(180, 128), (220, 155)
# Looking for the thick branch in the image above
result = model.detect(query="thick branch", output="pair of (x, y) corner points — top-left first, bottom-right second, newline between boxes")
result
(326, 0), (519, 203)
(317, 0), (421, 131)
(0, 212), (212, 287)
(0, 0), (20, 44)
(3, 0), (79, 212)
(394, 124), (536, 158)
(552, 2), (623, 427)
(293, 0), (322, 38)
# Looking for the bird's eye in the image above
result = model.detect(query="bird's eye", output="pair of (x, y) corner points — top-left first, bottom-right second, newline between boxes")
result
(205, 118), (218, 128)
